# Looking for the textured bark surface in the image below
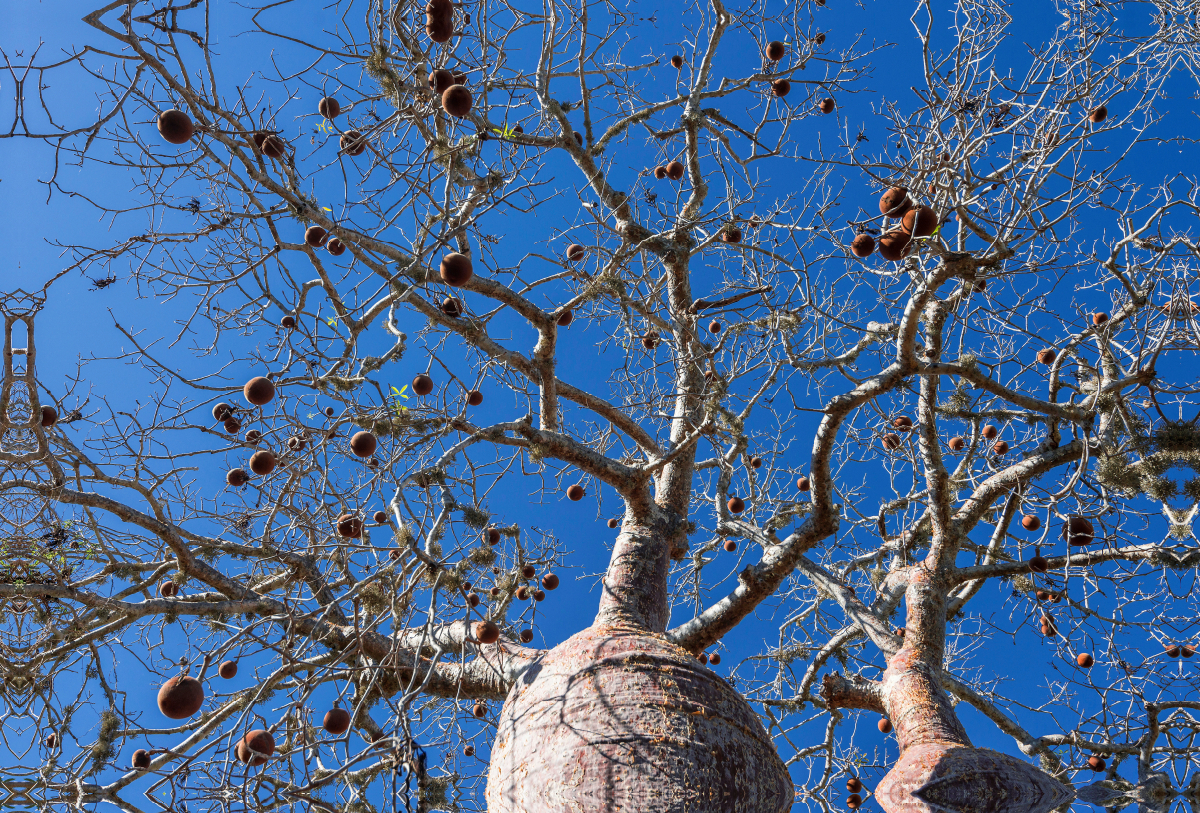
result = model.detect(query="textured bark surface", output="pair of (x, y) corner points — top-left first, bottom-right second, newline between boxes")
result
(486, 624), (792, 813)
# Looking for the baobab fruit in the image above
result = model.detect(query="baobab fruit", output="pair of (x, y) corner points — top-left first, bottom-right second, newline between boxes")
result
(1040, 615), (1057, 636)
(850, 233), (875, 257)
(567, 484), (586, 501)
(878, 187), (912, 217)
(218, 660), (238, 679)
(440, 252), (473, 286)
(337, 513), (363, 539)
(727, 496), (746, 513)
(981, 424), (998, 439)
(846, 777), (863, 793)
(521, 564), (536, 580)
(1064, 515), (1094, 545)
(642, 331), (660, 349)
(1021, 514), (1041, 531)
(490, 587), (501, 598)
(158, 109), (195, 144)
(670, 54), (684, 69)
(519, 628), (534, 643)
(557, 310), (573, 326)
(426, 0), (453, 42)
(541, 573), (560, 590)
(223, 416), (241, 434)
(250, 450), (276, 475)
(699, 653), (709, 664)
(1037, 348), (1056, 365)
(226, 468), (249, 487)
(895, 626), (907, 637)
(572, 131), (583, 146)
(566, 243), (586, 262)
(158, 675), (205, 719)
(1087, 755), (1106, 772)
(665, 160), (685, 180)
(814, 32), (827, 44)
(213, 402), (234, 422)
(1029, 554), (1049, 573)
(132, 749), (152, 770)
(516, 585), (530, 601)
(765, 40), (786, 61)
(327, 237), (346, 256)
(1089, 105), (1107, 123)
(750, 456), (763, 468)
(412, 373), (434, 396)
(281, 315), (296, 329)
(44, 732), (57, 748)
(442, 85), (473, 117)
(654, 165), (668, 179)
(534, 589), (547, 601)
(324, 708), (351, 735)
(877, 717), (893, 733)
(350, 430), (378, 458)
(487, 528), (501, 545)
(796, 476), (811, 491)
(992, 440), (1009, 455)
(948, 436), (965, 451)
(881, 432), (902, 450)
(723, 539), (737, 552)
(245, 429), (262, 444)
(318, 96), (341, 119)
(901, 205), (938, 237)
(723, 227), (743, 244)
(892, 416), (913, 431)
(877, 230), (911, 261)
(607, 518), (619, 529)
(473, 702), (488, 718)
(465, 744), (476, 756)
(468, 592), (481, 607)
(340, 130), (367, 156)
(771, 79), (791, 97)
(474, 620), (501, 644)
(429, 68), (455, 95)
(847, 794), (862, 810)
(1165, 643), (1182, 657)
(160, 580), (178, 597)
(41, 406), (57, 427)
(1182, 643), (1196, 658)
(373, 510), (387, 523)
(287, 436), (305, 452)
(818, 98), (835, 114)
(441, 297), (463, 317)
(1076, 653), (1094, 668)
(237, 729), (276, 766)
(1092, 311), (1109, 325)
(324, 406), (335, 418)
(467, 389), (484, 406)
(708, 320), (722, 334)
(1036, 590), (1050, 601)
(243, 376), (275, 406)
(708, 652), (721, 665)
(257, 132), (287, 158)
(304, 226), (328, 247)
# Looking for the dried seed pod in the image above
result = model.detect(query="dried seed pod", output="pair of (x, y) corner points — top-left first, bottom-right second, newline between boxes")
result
(566, 244), (586, 262)
(340, 130), (367, 156)
(487, 528), (501, 545)
(160, 580), (178, 597)
(1021, 514), (1041, 531)
(881, 433), (902, 450)
(412, 374), (434, 396)
(1076, 652), (1094, 668)
(642, 331), (660, 349)
(892, 416), (913, 431)
(541, 573), (559, 590)
(1029, 554), (1049, 573)
(877, 718), (892, 733)
(519, 629), (534, 643)
(1092, 312), (1109, 325)
(653, 165), (668, 179)
(350, 431), (378, 458)
(236, 729), (276, 766)
(327, 237), (346, 256)
(223, 416), (241, 434)
(41, 406), (58, 427)
(1088, 105), (1107, 123)
(244, 430), (262, 444)
(771, 79), (791, 97)
(304, 226), (328, 247)
(818, 97), (835, 114)
(567, 484), (585, 501)
(441, 297), (463, 317)
(1037, 348), (1056, 365)
(218, 660), (238, 679)
(158, 676), (205, 719)
(948, 436), (965, 451)
(556, 310), (573, 326)
(442, 85), (473, 117)
(467, 389), (484, 406)
(429, 68), (455, 95)
(318, 96), (341, 119)
(796, 476), (811, 492)
(250, 450), (276, 475)
(665, 161), (685, 180)
(132, 749), (152, 769)
(765, 41), (786, 61)
(670, 55), (684, 69)
(727, 496), (745, 513)
(244, 376), (275, 406)
(440, 253), (474, 286)
(850, 233), (875, 257)
(1064, 515), (1095, 546)
(992, 440), (1009, 455)
(879, 187), (912, 217)
(280, 315), (296, 329)
(324, 708), (351, 734)
(336, 513), (363, 539)
(877, 230), (911, 261)
(373, 510), (387, 523)
(723, 539), (737, 552)
(981, 425), (998, 439)
(901, 205), (938, 237)
(158, 109), (195, 144)
(226, 468), (249, 487)
(607, 518), (619, 529)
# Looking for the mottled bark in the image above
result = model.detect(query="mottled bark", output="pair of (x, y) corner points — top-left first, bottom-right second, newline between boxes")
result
(594, 509), (677, 632)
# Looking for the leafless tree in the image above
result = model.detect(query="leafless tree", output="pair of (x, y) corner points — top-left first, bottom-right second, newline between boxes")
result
(3, 0), (1200, 811)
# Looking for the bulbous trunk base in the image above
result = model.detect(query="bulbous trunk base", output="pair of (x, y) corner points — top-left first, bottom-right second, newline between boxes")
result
(486, 624), (792, 813)
(875, 743), (1073, 813)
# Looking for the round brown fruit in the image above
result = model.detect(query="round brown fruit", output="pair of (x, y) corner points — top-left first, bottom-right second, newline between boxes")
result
(642, 331), (660, 349)
(340, 130), (367, 156)
(750, 456), (763, 469)
(1037, 348), (1056, 365)
(281, 315), (296, 329)
(41, 406), (58, 427)
(257, 133), (287, 159)
(487, 528), (501, 545)
(567, 484), (586, 501)
(219, 660), (238, 679)
(881, 432), (902, 450)
(727, 496), (745, 513)
(160, 580), (178, 597)
(766, 41), (786, 61)
(981, 424), (998, 439)
(412, 373), (434, 396)
(723, 539), (737, 552)
(158, 675), (205, 719)
(132, 749), (152, 769)
(327, 237), (346, 256)
(350, 431), (378, 458)
(848, 795), (862, 810)
(372, 510), (387, 524)
(237, 729), (276, 766)
(993, 440), (1009, 455)
(158, 109), (195, 145)
(319, 96), (340, 119)
(893, 416), (913, 431)
(1087, 755), (1105, 771)
(337, 514), (363, 539)
(226, 468), (248, 487)
(519, 629), (534, 643)
(818, 98), (835, 114)
(213, 402), (234, 422)
(466, 389), (484, 406)
(442, 85), (473, 117)
(901, 205), (938, 238)
(1064, 515), (1094, 546)
(534, 589), (546, 601)
(566, 244), (586, 262)
(1089, 105), (1107, 124)
(475, 621), (501, 644)
(654, 165), (668, 179)
(771, 79), (790, 97)
(723, 228), (743, 244)
(429, 69), (455, 95)
(709, 320), (722, 334)
(557, 309), (573, 326)
(245, 430), (262, 444)
(607, 518), (619, 529)
(670, 55), (683, 69)
(665, 161), (685, 180)
(879, 187), (912, 217)
(541, 573), (560, 590)
(467, 591), (481, 607)
(1165, 643), (1182, 657)
(244, 376), (275, 406)
(796, 476), (811, 491)
(324, 708), (351, 735)
(708, 652), (721, 665)
(440, 252), (474, 286)
(250, 450), (276, 476)
(847, 777), (863, 793)
(1021, 514), (1041, 531)
(1181, 644), (1196, 658)
(850, 233), (875, 257)
(304, 226), (328, 247)
(223, 416), (242, 434)
(441, 297), (463, 317)
(473, 703), (487, 718)
(1092, 312), (1109, 325)
(1029, 555), (1049, 573)
(516, 585), (530, 600)
(1076, 653), (1094, 668)
(878, 718), (892, 733)
(877, 230), (912, 261)
(465, 744), (476, 756)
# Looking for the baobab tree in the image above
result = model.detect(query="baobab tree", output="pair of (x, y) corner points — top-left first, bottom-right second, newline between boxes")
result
(3, 0), (1200, 811)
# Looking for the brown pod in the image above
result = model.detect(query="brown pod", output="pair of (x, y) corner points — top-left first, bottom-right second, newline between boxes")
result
(771, 79), (790, 97)
(665, 160), (685, 180)
(287, 435), (306, 452)
(160, 580), (178, 597)
(441, 297), (463, 317)
(1088, 105), (1107, 123)
(709, 320), (722, 334)
(992, 440), (1009, 455)
(1087, 755), (1106, 772)
(237, 729), (276, 766)
(796, 476), (811, 492)
(847, 794), (862, 810)
(373, 510), (387, 524)
(223, 416), (242, 434)
(1040, 614), (1057, 636)
(1064, 515), (1095, 546)
(327, 237), (346, 256)
(319, 96), (341, 119)
(566, 484), (586, 501)
(881, 432), (902, 450)
(1037, 348), (1056, 365)
(765, 41), (786, 61)
(350, 431), (378, 458)
(554, 309), (574, 328)
(1092, 312), (1109, 325)
(213, 402), (234, 422)
(1165, 643), (1182, 657)
(157, 675), (205, 719)
(305, 226), (328, 247)
(1181, 643), (1196, 658)
(948, 436), (965, 451)
(218, 660), (238, 679)
(158, 109), (195, 144)
(337, 513), (363, 539)
(516, 585), (530, 600)
(256, 132), (287, 158)
(340, 130), (367, 156)
(642, 331), (660, 349)
(723, 539), (737, 552)
(412, 373), (434, 396)
(473, 702), (487, 718)
(44, 732), (58, 748)
(877, 717), (892, 733)
(607, 518), (619, 529)
(519, 628), (534, 643)
(727, 496), (745, 513)
(41, 406), (58, 427)
(487, 528), (502, 544)
(901, 205), (938, 237)
(708, 652), (721, 665)
(440, 252), (474, 286)
(324, 708), (352, 735)
(749, 456), (763, 468)
(429, 69), (455, 95)
(892, 416), (913, 431)
(818, 98), (835, 114)
(467, 592), (481, 607)
(566, 244), (586, 262)
(226, 468), (249, 487)
(722, 228), (743, 244)
(281, 315), (296, 329)
(878, 187), (912, 217)
(846, 777), (863, 793)
(245, 429), (262, 443)
(850, 233), (875, 257)
(533, 589), (546, 601)
(653, 165), (668, 179)
(467, 389), (484, 406)
(877, 230), (911, 261)
(426, 0), (454, 42)
(1076, 653), (1094, 668)
(1029, 555), (1049, 573)
(474, 620), (501, 644)
(132, 749), (152, 770)
(250, 450), (277, 475)
(244, 376), (275, 406)
(541, 573), (560, 590)
(1021, 514), (1041, 531)
(981, 424), (998, 439)
(442, 85), (473, 117)
(521, 564), (536, 580)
